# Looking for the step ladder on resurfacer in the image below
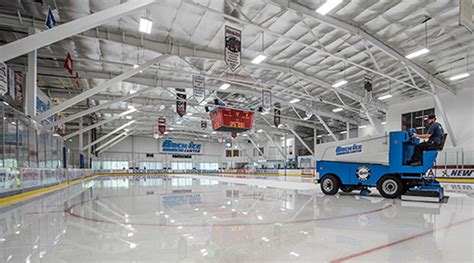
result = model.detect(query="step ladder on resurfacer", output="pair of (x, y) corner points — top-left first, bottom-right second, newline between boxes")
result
(315, 129), (448, 203)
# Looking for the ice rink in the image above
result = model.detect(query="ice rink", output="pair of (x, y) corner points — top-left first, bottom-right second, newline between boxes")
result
(0, 175), (473, 263)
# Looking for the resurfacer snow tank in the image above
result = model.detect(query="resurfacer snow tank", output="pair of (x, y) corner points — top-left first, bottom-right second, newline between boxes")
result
(315, 130), (448, 202)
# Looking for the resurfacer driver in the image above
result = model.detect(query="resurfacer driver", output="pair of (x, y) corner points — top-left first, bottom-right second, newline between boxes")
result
(407, 114), (444, 166)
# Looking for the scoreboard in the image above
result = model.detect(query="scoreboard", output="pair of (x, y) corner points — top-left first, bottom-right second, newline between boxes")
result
(210, 108), (254, 132)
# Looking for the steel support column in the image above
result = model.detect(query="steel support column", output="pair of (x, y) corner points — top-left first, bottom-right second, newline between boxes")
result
(24, 28), (37, 117)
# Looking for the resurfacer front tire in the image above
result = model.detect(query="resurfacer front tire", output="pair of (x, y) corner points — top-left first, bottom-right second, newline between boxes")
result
(377, 175), (404, 198)
(320, 175), (340, 195)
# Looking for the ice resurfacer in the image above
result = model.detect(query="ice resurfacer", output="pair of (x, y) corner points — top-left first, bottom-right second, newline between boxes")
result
(316, 129), (448, 202)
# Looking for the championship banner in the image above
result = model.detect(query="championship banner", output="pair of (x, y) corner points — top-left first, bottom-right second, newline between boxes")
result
(176, 93), (187, 117)
(193, 75), (205, 103)
(201, 120), (207, 129)
(0, 63), (7, 96)
(158, 118), (166, 134)
(14, 71), (23, 102)
(224, 25), (242, 71)
(231, 132), (237, 139)
(262, 90), (271, 112)
(304, 99), (313, 119)
(274, 102), (281, 127)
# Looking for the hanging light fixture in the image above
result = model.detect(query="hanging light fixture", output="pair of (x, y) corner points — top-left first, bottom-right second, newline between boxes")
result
(139, 9), (153, 34)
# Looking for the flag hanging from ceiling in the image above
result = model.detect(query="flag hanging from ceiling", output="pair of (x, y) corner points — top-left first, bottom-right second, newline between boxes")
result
(64, 53), (73, 75)
(231, 132), (237, 139)
(192, 75), (205, 103)
(158, 118), (166, 134)
(274, 102), (281, 127)
(364, 76), (373, 92)
(304, 99), (313, 119)
(176, 93), (187, 117)
(153, 125), (160, 139)
(75, 72), (81, 88)
(224, 25), (242, 71)
(262, 90), (272, 113)
(45, 6), (57, 29)
(201, 120), (207, 129)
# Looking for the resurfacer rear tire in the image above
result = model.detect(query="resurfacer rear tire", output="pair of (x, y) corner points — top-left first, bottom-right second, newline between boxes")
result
(320, 175), (340, 195)
(377, 175), (404, 198)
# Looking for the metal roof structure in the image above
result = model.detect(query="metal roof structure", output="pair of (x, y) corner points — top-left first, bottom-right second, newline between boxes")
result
(0, 0), (472, 143)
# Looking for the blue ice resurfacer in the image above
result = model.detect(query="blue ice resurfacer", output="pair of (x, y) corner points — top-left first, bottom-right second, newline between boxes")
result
(316, 130), (448, 202)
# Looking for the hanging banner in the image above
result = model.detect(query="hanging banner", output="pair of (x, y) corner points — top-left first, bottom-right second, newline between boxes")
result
(153, 125), (160, 139)
(231, 132), (237, 139)
(176, 93), (187, 117)
(64, 52), (73, 75)
(364, 76), (373, 92)
(0, 63), (7, 96)
(201, 120), (207, 129)
(158, 118), (166, 134)
(274, 103), (281, 127)
(7, 68), (15, 99)
(14, 71), (23, 102)
(192, 75), (205, 103)
(75, 72), (81, 88)
(304, 100), (313, 119)
(224, 25), (242, 71)
(262, 90), (272, 112)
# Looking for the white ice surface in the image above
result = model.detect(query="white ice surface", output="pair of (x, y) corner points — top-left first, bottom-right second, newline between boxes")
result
(0, 175), (473, 263)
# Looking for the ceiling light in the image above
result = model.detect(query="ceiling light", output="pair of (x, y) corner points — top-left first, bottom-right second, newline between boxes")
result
(405, 48), (430, 59)
(53, 134), (60, 137)
(3, 101), (9, 106)
(381, 121), (387, 125)
(219, 83), (230, 90)
(261, 111), (269, 115)
(163, 131), (169, 135)
(185, 112), (193, 116)
(129, 89), (137, 94)
(358, 125), (367, 129)
(242, 134), (248, 136)
(199, 101), (207, 106)
(176, 121), (182, 125)
(128, 105), (135, 110)
(211, 131), (217, 134)
(289, 98), (300, 104)
(169, 127), (174, 130)
(340, 131), (347, 134)
(139, 17), (153, 34)
(449, 72), (470, 81)
(332, 80), (347, 88)
(316, 134), (325, 138)
(133, 64), (139, 69)
(377, 94), (393, 100)
(316, 0), (343, 15)
(280, 136), (285, 140)
(332, 107), (343, 112)
(257, 129), (263, 133)
(126, 116), (132, 120)
(251, 54), (267, 64)
(203, 135), (208, 137)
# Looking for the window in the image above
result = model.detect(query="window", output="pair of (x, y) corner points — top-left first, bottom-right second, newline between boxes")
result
(198, 163), (219, 170)
(226, 150), (232, 157)
(226, 150), (240, 157)
(171, 162), (192, 170)
(253, 147), (264, 157)
(94, 161), (129, 170)
(233, 150), (240, 157)
(139, 162), (163, 170)
(401, 108), (434, 134)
